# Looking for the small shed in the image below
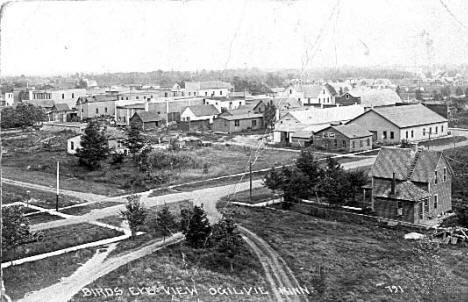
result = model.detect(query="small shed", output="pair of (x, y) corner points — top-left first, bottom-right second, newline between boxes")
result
(130, 111), (164, 131)
(313, 124), (372, 152)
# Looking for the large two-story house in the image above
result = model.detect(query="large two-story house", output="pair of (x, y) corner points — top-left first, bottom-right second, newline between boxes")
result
(368, 147), (453, 224)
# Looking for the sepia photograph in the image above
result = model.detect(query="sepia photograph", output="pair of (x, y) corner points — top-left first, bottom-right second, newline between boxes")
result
(0, 0), (467, 301)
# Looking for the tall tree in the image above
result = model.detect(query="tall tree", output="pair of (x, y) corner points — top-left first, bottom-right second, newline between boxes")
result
(137, 145), (153, 173)
(120, 195), (147, 238)
(156, 205), (177, 241)
(0, 103), (46, 129)
(179, 207), (194, 235)
(209, 218), (243, 272)
(75, 120), (110, 170)
(264, 167), (284, 194)
(185, 206), (211, 248)
(346, 169), (368, 202)
(2, 205), (30, 259)
(124, 120), (146, 159)
(263, 100), (277, 130)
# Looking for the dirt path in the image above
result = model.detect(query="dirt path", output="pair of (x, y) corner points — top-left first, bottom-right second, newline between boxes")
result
(17, 234), (184, 302)
(239, 226), (309, 302)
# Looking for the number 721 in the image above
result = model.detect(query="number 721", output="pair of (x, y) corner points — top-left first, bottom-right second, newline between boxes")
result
(385, 285), (404, 293)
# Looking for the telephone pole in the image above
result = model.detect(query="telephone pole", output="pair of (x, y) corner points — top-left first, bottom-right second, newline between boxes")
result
(56, 161), (60, 211)
(249, 159), (253, 202)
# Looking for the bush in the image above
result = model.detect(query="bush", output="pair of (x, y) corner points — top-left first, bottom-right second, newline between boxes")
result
(110, 153), (125, 165)
(122, 171), (172, 191)
(150, 151), (201, 170)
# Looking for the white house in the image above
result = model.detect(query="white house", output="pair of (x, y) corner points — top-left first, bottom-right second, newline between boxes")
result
(204, 98), (245, 112)
(273, 104), (365, 144)
(184, 81), (233, 98)
(3, 92), (14, 106)
(180, 104), (220, 123)
(346, 104), (449, 144)
(29, 88), (87, 109)
(283, 83), (337, 106)
(67, 132), (128, 155)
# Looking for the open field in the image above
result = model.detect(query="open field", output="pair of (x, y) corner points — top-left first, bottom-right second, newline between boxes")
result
(224, 206), (468, 302)
(2, 223), (123, 262)
(4, 248), (97, 301)
(60, 201), (123, 215)
(70, 242), (270, 302)
(2, 183), (84, 207)
(27, 212), (65, 224)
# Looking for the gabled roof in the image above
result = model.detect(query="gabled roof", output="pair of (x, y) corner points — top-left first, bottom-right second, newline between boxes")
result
(324, 83), (337, 96)
(364, 104), (448, 128)
(349, 88), (401, 107)
(316, 124), (372, 139)
(286, 104), (364, 125)
(185, 104), (219, 117)
(132, 111), (163, 122)
(223, 101), (264, 116)
(373, 180), (430, 201)
(53, 103), (71, 112)
(294, 84), (322, 97)
(371, 147), (452, 183)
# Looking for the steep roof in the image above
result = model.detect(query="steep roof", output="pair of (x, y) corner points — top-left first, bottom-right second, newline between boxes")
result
(295, 84), (322, 97)
(185, 104), (219, 117)
(133, 111), (163, 122)
(223, 101), (264, 116)
(218, 113), (263, 120)
(371, 147), (451, 183)
(324, 83), (337, 96)
(373, 180), (430, 201)
(317, 124), (372, 139)
(371, 104), (448, 128)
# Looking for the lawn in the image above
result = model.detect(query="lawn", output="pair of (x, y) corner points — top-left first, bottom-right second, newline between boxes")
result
(2, 223), (123, 262)
(70, 242), (270, 302)
(26, 212), (65, 224)
(2, 183), (84, 207)
(60, 201), (123, 215)
(221, 187), (277, 204)
(223, 205), (468, 302)
(3, 248), (97, 301)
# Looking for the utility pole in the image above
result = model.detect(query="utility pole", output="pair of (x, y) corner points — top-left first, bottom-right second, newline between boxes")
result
(56, 161), (60, 211)
(249, 147), (253, 202)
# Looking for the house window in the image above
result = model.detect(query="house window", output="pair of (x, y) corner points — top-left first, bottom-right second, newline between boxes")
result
(397, 201), (403, 216)
(96, 108), (99, 114)
(352, 141), (356, 149)
(441, 125), (444, 132)
(342, 140), (346, 147)
(194, 92), (197, 96)
(429, 127), (432, 134)
(411, 130), (414, 138)
(434, 195), (438, 209)
(367, 138), (370, 146)
(383, 131), (387, 139)
(136, 96), (139, 99)
(220, 91), (223, 96)
(359, 140), (363, 147)
(443, 167), (447, 182)
(252, 120), (257, 127)
(290, 89), (292, 94)
(435, 126), (438, 134)
(390, 131), (394, 139)
(105, 107), (108, 113)
(406, 131), (408, 139)
(434, 171), (438, 184)
(424, 199), (429, 213)
(205, 92), (208, 96)
(62, 93), (65, 99)
(72, 93), (75, 98)
(329, 132), (335, 138)
(126, 97), (129, 100)
(334, 139), (338, 148)
(234, 119), (240, 127)
(70, 141), (74, 150)
(165, 92), (168, 97)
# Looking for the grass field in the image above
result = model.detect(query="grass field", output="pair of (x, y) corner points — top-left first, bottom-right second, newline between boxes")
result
(2, 183), (85, 207)
(224, 206), (468, 302)
(4, 248), (97, 301)
(2, 223), (123, 262)
(221, 187), (277, 204)
(60, 201), (123, 215)
(70, 242), (270, 302)
(26, 212), (65, 224)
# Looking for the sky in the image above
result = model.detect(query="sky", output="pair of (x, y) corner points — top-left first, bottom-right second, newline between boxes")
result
(1, 0), (468, 76)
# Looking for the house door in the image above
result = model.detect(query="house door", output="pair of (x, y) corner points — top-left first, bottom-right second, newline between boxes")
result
(370, 131), (378, 142)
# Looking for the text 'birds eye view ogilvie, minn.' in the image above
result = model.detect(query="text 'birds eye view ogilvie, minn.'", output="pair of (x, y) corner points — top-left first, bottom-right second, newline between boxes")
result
(0, 0), (467, 301)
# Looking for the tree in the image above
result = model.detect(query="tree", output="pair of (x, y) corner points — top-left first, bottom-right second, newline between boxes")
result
(319, 157), (350, 205)
(346, 169), (368, 202)
(263, 100), (277, 129)
(124, 120), (146, 159)
(136, 145), (153, 172)
(156, 205), (177, 241)
(185, 206), (211, 248)
(263, 167), (283, 193)
(75, 120), (110, 170)
(209, 218), (243, 272)
(455, 86), (463, 96)
(1, 103), (46, 129)
(179, 207), (194, 234)
(2, 205), (30, 258)
(120, 195), (147, 237)
(296, 148), (322, 184)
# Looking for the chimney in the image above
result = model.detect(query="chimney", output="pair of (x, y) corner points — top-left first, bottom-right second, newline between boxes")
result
(391, 172), (396, 195)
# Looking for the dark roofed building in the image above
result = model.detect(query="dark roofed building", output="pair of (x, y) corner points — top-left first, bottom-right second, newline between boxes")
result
(313, 124), (372, 152)
(130, 111), (164, 131)
(367, 147), (453, 223)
